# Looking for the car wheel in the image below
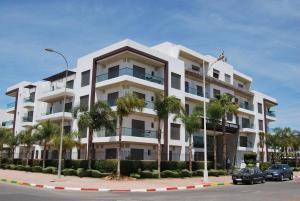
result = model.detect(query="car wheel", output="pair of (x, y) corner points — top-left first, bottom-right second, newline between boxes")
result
(233, 180), (238, 185)
(261, 178), (265, 183)
(280, 174), (284, 182)
(289, 174), (293, 180)
(249, 179), (254, 185)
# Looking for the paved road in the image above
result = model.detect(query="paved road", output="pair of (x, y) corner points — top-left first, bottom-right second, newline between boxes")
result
(1, 179), (300, 201)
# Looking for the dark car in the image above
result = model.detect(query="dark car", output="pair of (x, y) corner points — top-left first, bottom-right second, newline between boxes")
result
(264, 164), (293, 181)
(232, 167), (265, 185)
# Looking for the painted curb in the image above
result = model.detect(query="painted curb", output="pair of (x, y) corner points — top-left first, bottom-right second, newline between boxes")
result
(0, 178), (231, 192)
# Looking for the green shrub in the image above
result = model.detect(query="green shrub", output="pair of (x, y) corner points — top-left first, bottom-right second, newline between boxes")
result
(16, 165), (26, 171)
(62, 168), (76, 176)
(64, 160), (88, 169)
(32, 160), (42, 167)
(292, 167), (300, 172)
(260, 162), (271, 171)
(140, 170), (153, 178)
(42, 167), (57, 174)
(32, 166), (43, 172)
(244, 153), (257, 165)
(180, 169), (192, 177)
(91, 170), (102, 178)
(93, 160), (117, 173)
(130, 173), (141, 179)
(0, 163), (8, 169)
(161, 170), (180, 178)
(192, 169), (203, 177)
(25, 165), (32, 172)
(208, 169), (227, 177)
(191, 161), (213, 171)
(4, 164), (11, 169)
(77, 168), (90, 177)
(152, 170), (159, 178)
(9, 164), (16, 170)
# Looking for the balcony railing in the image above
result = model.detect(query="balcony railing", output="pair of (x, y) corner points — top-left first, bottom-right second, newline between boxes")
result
(185, 86), (210, 98)
(24, 97), (35, 103)
(239, 102), (254, 111)
(266, 110), (276, 117)
(202, 118), (239, 134)
(241, 123), (255, 129)
(105, 99), (154, 110)
(6, 102), (15, 108)
(42, 108), (73, 116)
(43, 85), (73, 94)
(95, 127), (157, 138)
(96, 67), (164, 85)
(1, 120), (14, 127)
(22, 116), (33, 122)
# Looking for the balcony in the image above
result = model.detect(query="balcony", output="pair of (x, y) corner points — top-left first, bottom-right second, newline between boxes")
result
(240, 124), (256, 134)
(38, 86), (74, 103)
(185, 86), (210, 102)
(1, 120), (14, 128)
(22, 116), (33, 127)
(266, 110), (276, 121)
(237, 102), (255, 116)
(37, 109), (73, 122)
(23, 97), (35, 108)
(201, 118), (239, 134)
(6, 102), (15, 114)
(95, 67), (164, 91)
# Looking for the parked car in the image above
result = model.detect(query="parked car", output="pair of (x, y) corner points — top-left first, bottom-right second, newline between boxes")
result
(232, 167), (265, 185)
(264, 164), (293, 181)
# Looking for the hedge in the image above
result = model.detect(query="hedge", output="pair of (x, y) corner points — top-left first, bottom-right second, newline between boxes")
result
(208, 169), (227, 177)
(161, 170), (180, 178)
(62, 168), (77, 176)
(32, 166), (43, 172)
(42, 166), (57, 174)
(180, 169), (192, 177)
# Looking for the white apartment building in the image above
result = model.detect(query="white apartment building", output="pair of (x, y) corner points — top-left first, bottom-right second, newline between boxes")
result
(3, 39), (277, 167)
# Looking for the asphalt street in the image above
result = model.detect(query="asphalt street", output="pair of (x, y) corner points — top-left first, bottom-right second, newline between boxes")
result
(0, 179), (300, 201)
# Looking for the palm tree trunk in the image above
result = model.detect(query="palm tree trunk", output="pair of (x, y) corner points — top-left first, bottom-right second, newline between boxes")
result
(43, 142), (47, 168)
(117, 117), (123, 179)
(157, 119), (161, 178)
(213, 129), (217, 170)
(188, 132), (192, 172)
(87, 128), (93, 169)
(26, 145), (30, 166)
(222, 117), (227, 169)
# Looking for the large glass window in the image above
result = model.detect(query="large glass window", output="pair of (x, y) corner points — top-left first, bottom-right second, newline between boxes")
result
(213, 69), (220, 79)
(171, 123), (180, 140)
(105, 148), (117, 159)
(213, 89), (221, 98)
(132, 119), (145, 137)
(259, 120), (264, 131)
(193, 136), (204, 148)
(225, 74), (231, 83)
(242, 118), (250, 128)
(66, 80), (74, 89)
(133, 65), (145, 79)
(240, 136), (248, 147)
(80, 95), (89, 108)
(107, 92), (119, 106)
(130, 149), (144, 160)
(258, 103), (263, 114)
(81, 70), (90, 87)
(171, 73), (181, 90)
(108, 65), (119, 79)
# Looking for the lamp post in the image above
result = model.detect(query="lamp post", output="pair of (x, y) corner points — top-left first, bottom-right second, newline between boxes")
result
(45, 48), (69, 179)
(202, 52), (225, 182)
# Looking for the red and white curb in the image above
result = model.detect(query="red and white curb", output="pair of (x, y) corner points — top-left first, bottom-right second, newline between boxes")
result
(0, 178), (231, 192)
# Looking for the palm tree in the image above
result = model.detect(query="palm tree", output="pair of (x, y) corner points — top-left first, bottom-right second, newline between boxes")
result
(18, 129), (37, 165)
(33, 120), (60, 168)
(116, 93), (144, 178)
(207, 101), (223, 169)
(153, 91), (182, 178)
(73, 101), (116, 168)
(211, 94), (239, 168)
(174, 108), (202, 171)
(52, 131), (80, 160)
(0, 128), (12, 164)
(6, 132), (20, 160)
(290, 131), (300, 168)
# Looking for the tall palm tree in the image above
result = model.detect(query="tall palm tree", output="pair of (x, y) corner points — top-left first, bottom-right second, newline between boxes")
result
(0, 128), (12, 164)
(18, 129), (37, 165)
(207, 101), (223, 169)
(6, 132), (20, 160)
(116, 93), (144, 178)
(212, 94), (239, 168)
(73, 101), (116, 168)
(52, 131), (80, 160)
(153, 91), (182, 178)
(33, 120), (60, 168)
(174, 108), (202, 171)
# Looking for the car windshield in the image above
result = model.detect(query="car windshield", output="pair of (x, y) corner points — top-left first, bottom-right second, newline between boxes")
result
(239, 168), (254, 174)
(269, 165), (282, 170)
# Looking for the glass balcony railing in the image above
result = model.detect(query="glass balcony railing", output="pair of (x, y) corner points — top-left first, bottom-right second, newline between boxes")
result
(1, 120), (14, 127)
(22, 116), (33, 122)
(104, 99), (154, 110)
(6, 102), (15, 108)
(42, 108), (73, 116)
(241, 123), (254, 129)
(96, 67), (164, 85)
(239, 102), (254, 111)
(43, 85), (73, 94)
(266, 110), (276, 117)
(24, 97), (35, 103)
(95, 127), (157, 138)
(185, 87), (210, 98)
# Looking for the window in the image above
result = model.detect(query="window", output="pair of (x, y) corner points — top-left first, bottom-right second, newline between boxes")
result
(81, 70), (90, 87)
(133, 65), (145, 79)
(193, 136), (204, 148)
(107, 92), (119, 106)
(226, 113), (233, 121)
(225, 74), (231, 83)
(196, 85), (203, 96)
(66, 80), (74, 89)
(242, 118), (250, 128)
(258, 103), (263, 114)
(185, 104), (190, 115)
(108, 65), (119, 79)
(171, 72), (181, 89)
(80, 128), (87, 138)
(194, 152), (204, 161)
(238, 83), (244, 88)
(64, 126), (71, 134)
(171, 123), (180, 140)
(240, 136), (248, 147)
(80, 95), (89, 108)
(213, 69), (220, 79)
(191, 64), (200, 72)
(213, 89), (221, 98)
(133, 91), (145, 100)
(259, 120), (264, 131)
(105, 148), (117, 159)
(65, 102), (73, 112)
(130, 149), (144, 160)
(132, 119), (145, 137)
(185, 81), (189, 92)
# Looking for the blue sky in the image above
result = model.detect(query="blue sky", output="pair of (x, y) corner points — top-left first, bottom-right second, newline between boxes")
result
(0, 0), (299, 130)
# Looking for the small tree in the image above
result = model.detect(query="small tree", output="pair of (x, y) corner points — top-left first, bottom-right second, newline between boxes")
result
(154, 91), (182, 178)
(0, 128), (12, 163)
(207, 101), (223, 169)
(52, 131), (80, 160)
(174, 108), (202, 171)
(6, 132), (20, 160)
(33, 120), (60, 168)
(116, 93), (144, 178)
(18, 129), (37, 165)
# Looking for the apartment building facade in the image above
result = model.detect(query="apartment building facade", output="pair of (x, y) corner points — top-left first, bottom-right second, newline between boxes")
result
(3, 39), (277, 167)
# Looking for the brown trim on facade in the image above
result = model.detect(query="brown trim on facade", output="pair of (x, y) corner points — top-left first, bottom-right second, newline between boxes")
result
(163, 63), (169, 160)
(263, 100), (268, 161)
(43, 70), (76, 81)
(5, 88), (18, 96)
(12, 88), (19, 134)
(24, 84), (36, 89)
(263, 98), (278, 106)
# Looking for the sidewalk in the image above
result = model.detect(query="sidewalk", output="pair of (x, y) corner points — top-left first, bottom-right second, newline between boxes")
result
(0, 169), (232, 192)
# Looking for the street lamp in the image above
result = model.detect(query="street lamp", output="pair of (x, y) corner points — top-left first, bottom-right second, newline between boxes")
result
(45, 48), (69, 178)
(202, 52), (225, 182)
